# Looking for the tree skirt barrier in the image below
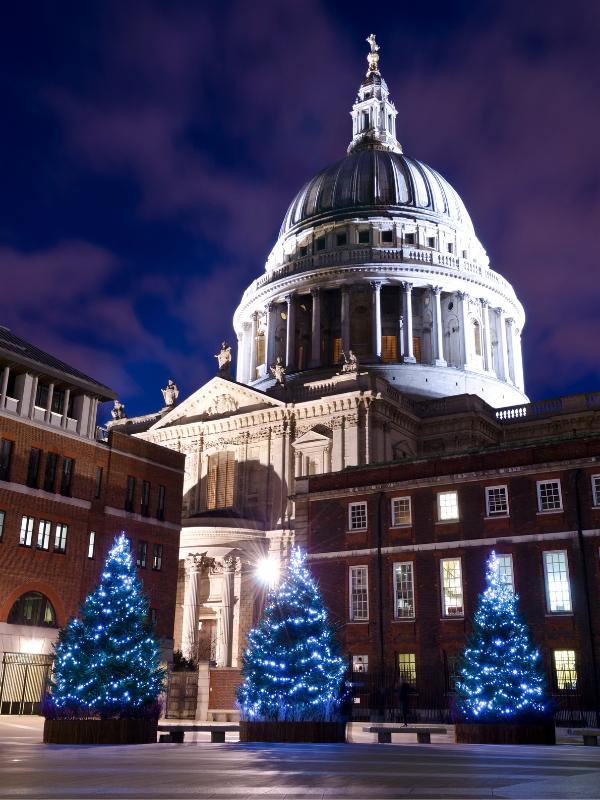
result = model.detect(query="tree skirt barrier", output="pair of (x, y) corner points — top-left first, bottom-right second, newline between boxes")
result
(239, 720), (346, 743)
(455, 722), (556, 745)
(43, 718), (158, 745)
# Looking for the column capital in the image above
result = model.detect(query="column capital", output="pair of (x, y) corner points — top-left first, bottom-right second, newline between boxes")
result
(251, 310), (260, 322)
(403, 281), (413, 293)
(310, 286), (321, 297)
(506, 316), (515, 327)
(242, 320), (252, 332)
(370, 280), (383, 292)
(222, 554), (239, 573)
(186, 552), (208, 575)
(480, 297), (489, 308)
(266, 300), (276, 312)
(457, 290), (468, 301)
(432, 285), (443, 296)
(284, 292), (296, 305)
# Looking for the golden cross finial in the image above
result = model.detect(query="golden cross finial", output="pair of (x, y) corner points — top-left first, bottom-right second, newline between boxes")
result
(366, 33), (380, 75)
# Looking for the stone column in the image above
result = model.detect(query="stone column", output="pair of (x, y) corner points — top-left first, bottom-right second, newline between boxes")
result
(44, 382), (55, 423)
(432, 286), (447, 366)
(496, 308), (511, 381)
(28, 376), (39, 419)
(480, 299), (495, 373)
(310, 288), (322, 368)
(241, 321), (252, 383)
(61, 388), (71, 428)
(264, 303), (276, 369)
(506, 317), (516, 384)
(403, 282), (416, 363)
(371, 281), (383, 359)
(285, 293), (296, 370)
(235, 330), (244, 382)
(183, 554), (205, 662)
(458, 291), (470, 368)
(220, 555), (236, 668)
(249, 312), (258, 382)
(341, 286), (351, 353)
(0, 366), (9, 410)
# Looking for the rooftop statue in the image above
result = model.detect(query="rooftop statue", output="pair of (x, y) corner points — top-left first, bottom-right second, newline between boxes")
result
(161, 378), (179, 408)
(111, 399), (126, 420)
(215, 342), (232, 378)
(338, 350), (358, 375)
(270, 356), (286, 387)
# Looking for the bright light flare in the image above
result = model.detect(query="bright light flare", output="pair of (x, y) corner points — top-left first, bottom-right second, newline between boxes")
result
(256, 557), (280, 588)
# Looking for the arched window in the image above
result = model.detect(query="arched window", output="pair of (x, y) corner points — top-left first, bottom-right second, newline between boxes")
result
(472, 320), (482, 357)
(8, 592), (57, 627)
(206, 451), (235, 511)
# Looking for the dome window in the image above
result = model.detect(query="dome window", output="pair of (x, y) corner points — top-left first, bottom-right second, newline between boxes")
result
(427, 236), (436, 248)
(405, 233), (416, 245)
(358, 230), (370, 244)
(447, 243), (454, 254)
(336, 232), (347, 247)
(316, 236), (326, 251)
(299, 245), (308, 258)
(381, 230), (393, 244)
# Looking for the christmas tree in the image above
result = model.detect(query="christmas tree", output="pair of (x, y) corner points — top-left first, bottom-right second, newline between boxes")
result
(237, 547), (347, 722)
(456, 551), (549, 722)
(46, 533), (165, 719)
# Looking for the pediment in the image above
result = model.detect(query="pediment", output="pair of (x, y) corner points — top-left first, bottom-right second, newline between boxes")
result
(292, 428), (332, 449)
(149, 377), (284, 429)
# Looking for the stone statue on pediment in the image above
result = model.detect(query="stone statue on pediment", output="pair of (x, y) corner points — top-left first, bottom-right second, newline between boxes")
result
(215, 342), (232, 378)
(161, 378), (179, 408)
(338, 350), (358, 374)
(270, 356), (286, 386)
(111, 399), (126, 420)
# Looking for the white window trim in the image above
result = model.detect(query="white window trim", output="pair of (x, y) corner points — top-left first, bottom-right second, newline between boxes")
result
(349, 565), (369, 622)
(485, 484), (509, 517)
(390, 496), (412, 528)
(440, 557), (464, 618)
(536, 479), (563, 513)
(591, 474), (600, 507)
(348, 501), (368, 532)
(495, 553), (515, 592)
(437, 491), (459, 523)
(543, 549), (572, 615)
(393, 561), (415, 619)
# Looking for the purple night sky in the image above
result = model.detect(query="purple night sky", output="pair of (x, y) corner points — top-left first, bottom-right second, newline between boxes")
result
(1, 1), (599, 420)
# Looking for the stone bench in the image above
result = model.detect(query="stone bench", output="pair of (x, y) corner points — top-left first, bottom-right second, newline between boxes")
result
(568, 728), (600, 746)
(363, 726), (447, 744)
(157, 724), (239, 743)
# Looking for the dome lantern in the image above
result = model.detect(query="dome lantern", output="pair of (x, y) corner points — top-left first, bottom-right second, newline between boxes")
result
(348, 34), (402, 155)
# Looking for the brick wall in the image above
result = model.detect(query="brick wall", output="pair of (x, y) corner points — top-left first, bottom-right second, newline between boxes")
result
(208, 668), (242, 709)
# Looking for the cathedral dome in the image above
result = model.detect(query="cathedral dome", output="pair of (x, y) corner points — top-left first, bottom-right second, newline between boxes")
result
(280, 149), (475, 239)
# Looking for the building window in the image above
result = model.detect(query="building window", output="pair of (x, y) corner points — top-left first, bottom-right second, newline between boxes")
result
(537, 479), (562, 512)
(44, 453), (58, 493)
(157, 485), (165, 520)
(51, 388), (65, 414)
(299, 245), (308, 257)
(0, 509), (5, 541)
(485, 485), (509, 516)
(352, 654), (368, 673)
(336, 232), (347, 247)
(348, 501), (368, 531)
(137, 540), (147, 568)
(149, 608), (158, 626)
(316, 236), (326, 251)
(591, 475), (600, 507)
(0, 438), (13, 481)
(381, 335), (398, 363)
(444, 652), (460, 692)
(152, 544), (163, 571)
(437, 491), (459, 522)
(554, 650), (577, 691)
(381, 229), (393, 243)
(94, 467), (103, 499)
(8, 591), (57, 627)
(404, 232), (415, 245)
(447, 243), (454, 253)
(35, 382), (49, 408)
(349, 566), (369, 621)
(427, 236), (436, 248)
(54, 523), (68, 553)
(393, 562), (415, 619)
(140, 480), (150, 516)
(207, 451), (235, 510)
(26, 448), (42, 489)
(391, 497), (411, 527)
(20, 515), (35, 547)
(398, 653), (416, 684)
(88, 531), (96, 559)
(358, 230), (370, 244)
(496, 554), (514, 592)
(440, 558), (464, 617)
(543, 550), (572, 613)
(37, 519), (51, 550)
(125, 476), (136, 512)
(60, 457), (74, 497)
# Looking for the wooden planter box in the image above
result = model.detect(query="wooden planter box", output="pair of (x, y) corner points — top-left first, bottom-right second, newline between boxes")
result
(239, 720), (346, 743)
(43, 718), (158, 745)
(455, 722), (556, 745)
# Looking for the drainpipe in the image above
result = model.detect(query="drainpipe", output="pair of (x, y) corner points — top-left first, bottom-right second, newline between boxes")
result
(573, 469), (600, 726)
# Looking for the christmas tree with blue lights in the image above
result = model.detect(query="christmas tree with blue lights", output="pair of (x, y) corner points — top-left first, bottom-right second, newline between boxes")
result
(237, 547), (347, 721)
(456, 551), (549, 722)
(46, 533), (165, 719)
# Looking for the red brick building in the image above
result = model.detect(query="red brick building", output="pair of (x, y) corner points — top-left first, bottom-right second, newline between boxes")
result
(296, 395), (600, 723)
(0, 326), (184, 713)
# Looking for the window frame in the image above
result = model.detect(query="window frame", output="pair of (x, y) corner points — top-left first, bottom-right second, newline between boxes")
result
(543, 550), (572, 614)
(349, 565), (369, 622)
(26, 447), (42, 489)
(19, 515), (35, 547)
(437, 491), (459, 522)
(352, 654), (368, 673)
(0, 437), (13, 481)
(137, 540), (148, 569)
(536, 479), (563, 513)
(381, 229), (393, 244)
(393, 561), (415, 620)
(495, 553), (515, 593)
(485, 485), (509, 517)
(54, 523), (68, 553)
(88, 530), (96, 560)
(60, 457), (74, 497)
(348, 501), (368, 532)
(440, 557), (464, 618)
(140, 480), (150, 517)
(152, 543), (163, 571)
(398, 653), (417, 684)
(0, 509), (5, 541)
(390, 496), (412, 528)
(554, 649), (578, 691)
(37, 519), (51, 550)
(591, 475), (600, 507)
(43, 453), (58, 493)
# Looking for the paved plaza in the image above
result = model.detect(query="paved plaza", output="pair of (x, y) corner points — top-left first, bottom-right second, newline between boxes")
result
(1, 717), (600, 799)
